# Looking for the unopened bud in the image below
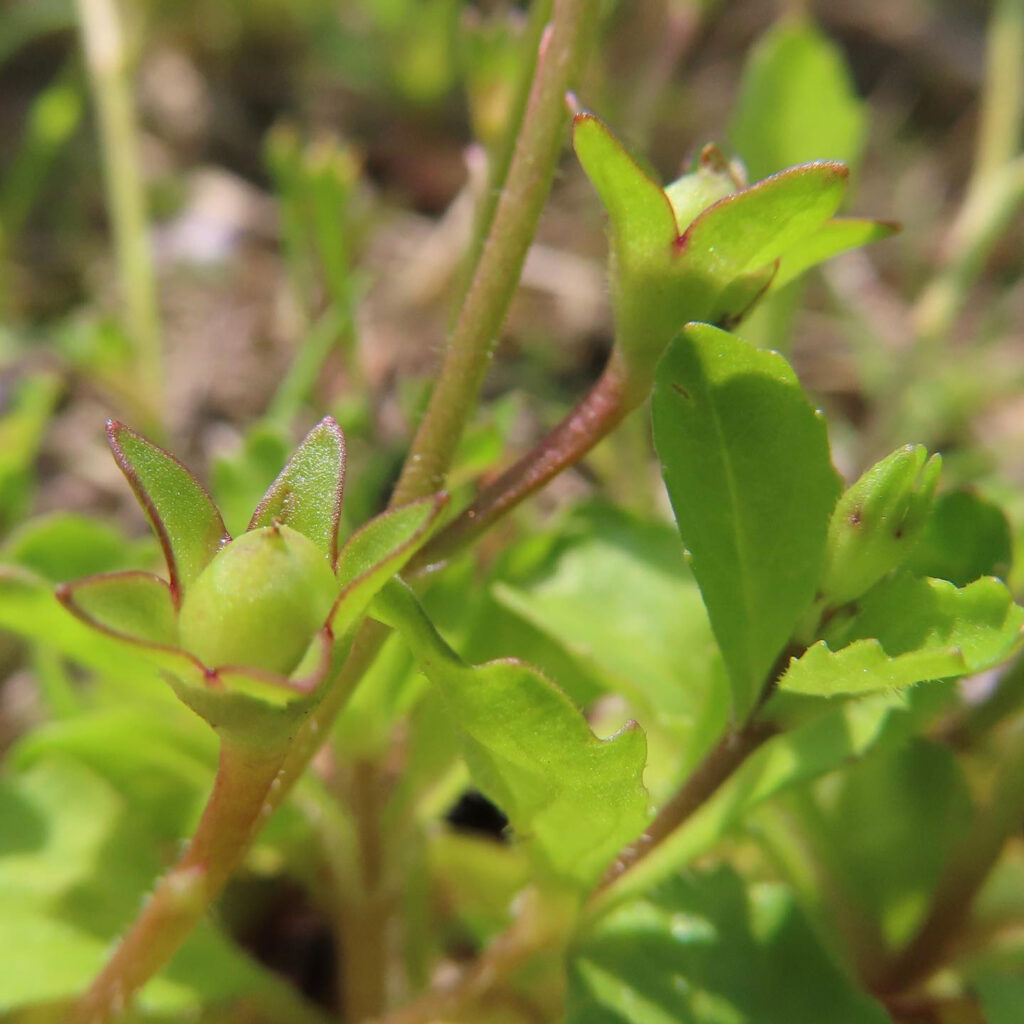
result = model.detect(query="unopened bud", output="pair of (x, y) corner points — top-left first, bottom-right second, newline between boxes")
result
(820, 445), (941, 607)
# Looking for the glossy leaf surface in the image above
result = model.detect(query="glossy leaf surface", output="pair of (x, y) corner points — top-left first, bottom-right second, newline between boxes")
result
(653, 324), (840, 716)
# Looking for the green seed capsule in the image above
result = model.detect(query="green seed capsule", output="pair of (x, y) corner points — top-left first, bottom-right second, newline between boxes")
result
(178, 525), (337, 676)
(663, 145), (742, 230)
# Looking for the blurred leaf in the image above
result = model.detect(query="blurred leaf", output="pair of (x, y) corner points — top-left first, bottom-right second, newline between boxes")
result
(793, 740), (973, 949)
(108, 422), (229, 595)
(211, 422), (293, 538)
(729, 17), (867, 181)
(569, 866), (889, 1024)
(2, 512), (154, 582)
(249, 417), (346, 566)
(0, 373), (61, 534)
(0, 757), (326, 1020)
(906, 489), (1014, 586)
(374, 580), (649, 888)
(652, 324), (840, 717)
(493, 502), (727, 774)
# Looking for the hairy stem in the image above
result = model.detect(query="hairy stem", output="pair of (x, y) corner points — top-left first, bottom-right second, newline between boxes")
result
(75, 0), (164, 425)
(64, 740), (288, 1024)
(391, 0), (597, 504)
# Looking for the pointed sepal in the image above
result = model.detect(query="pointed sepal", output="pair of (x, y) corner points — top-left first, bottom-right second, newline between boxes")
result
(248, 417), (347, 567)
(107, 421), (230, 598)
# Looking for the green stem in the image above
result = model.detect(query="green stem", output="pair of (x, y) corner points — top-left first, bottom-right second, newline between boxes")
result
(64, 739), (288, 1024)
(75, 0), (164, 425)
(974, 0), (1024, 182)
(390, 0), (597, 504)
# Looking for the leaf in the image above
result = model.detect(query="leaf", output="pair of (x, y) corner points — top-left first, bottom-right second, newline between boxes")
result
(0, 758), (329, 1022)
(905, 489), (1013, 586)
(108, 421), (230, 597)
(773, 217), (898, 289)
(330, 494), (447, 638)
(573, 112), (678, 256)
(823, 573), (1024, 665)
(1, 512), (153, 582)
(652, 324), (841, 716)
(728, 17), (867, 181)
(492, 502), (728, 780)
(373, 579), (649, 888)
(569, 866), (890, 1024)
(249, 417), (347, 567)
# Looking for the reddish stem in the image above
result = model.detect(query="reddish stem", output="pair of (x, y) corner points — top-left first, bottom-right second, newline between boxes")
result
(409, 359), (631, 573)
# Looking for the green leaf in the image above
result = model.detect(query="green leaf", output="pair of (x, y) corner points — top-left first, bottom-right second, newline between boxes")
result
(373, 579), (649, 888)
(573, 112), (678, 256)
(905, 489), (1014, 586)
(330, 494), (447, 638)
(569, 866), (889, 1024)
(822, 573), (1024, 669)
(1, 512), (153, 582)
(728, 17), (867, 181)
(652, 324), (841, 716)
(0, 758), (329, 1022)
(773, 217), (898, 289)
(491, 503), (728, 781)
(108, 421), (230, 597)
(249, 417), (346, 567)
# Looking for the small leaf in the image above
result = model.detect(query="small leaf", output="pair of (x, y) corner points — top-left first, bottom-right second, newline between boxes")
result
(249, 417), (346, 567)
(652, 324), (840, 717)
(728, 17), (867, 180)
(906, 489), (1013, 586)
(330, 494), (447, 638)
(773, 217), (898, 288)
(820, 573), (1024, 674)
(374, 579), (649, 888)
(108, 421), (229, 598)
(56, 571), (179, 649)
(573, 112), (678, 257)
(570, 866), (890, 1024)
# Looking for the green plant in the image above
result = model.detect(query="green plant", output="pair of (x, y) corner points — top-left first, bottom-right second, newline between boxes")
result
(2, 3), (1024, 1024)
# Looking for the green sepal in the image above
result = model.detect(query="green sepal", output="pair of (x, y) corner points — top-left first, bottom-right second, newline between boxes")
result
(56, 571), (179, 649)
(820, 445), (941, 608)
(329, 494), (447, 638)
(773, 217), (899, 289)
(107, 421), (230, 599)
(248, 417), (346, 567)
(373, 579), (649, 889)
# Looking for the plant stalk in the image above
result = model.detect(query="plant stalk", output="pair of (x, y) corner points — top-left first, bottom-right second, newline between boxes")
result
(391, 0), (598, 504)
(408, 356), (631, 573)
(75, 0), (164, 424)
(64, 739), (289, 1024)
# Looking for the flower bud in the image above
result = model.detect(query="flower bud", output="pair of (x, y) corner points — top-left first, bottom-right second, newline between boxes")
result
(663, 145), (743, 230)
(178, 525), (337, 676)
(820, 444), (941, 607)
